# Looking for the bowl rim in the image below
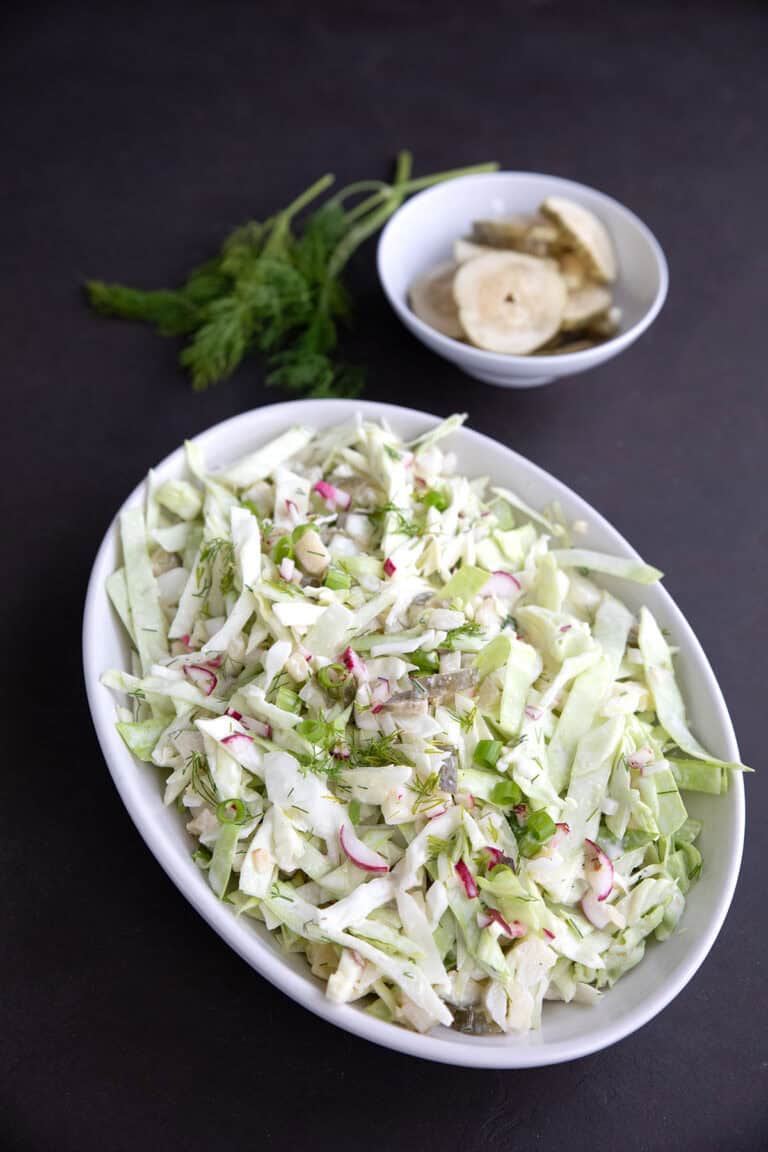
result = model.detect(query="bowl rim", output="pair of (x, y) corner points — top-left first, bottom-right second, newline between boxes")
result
(82, 398), (743, 1068)
(377, 170), (669, 366)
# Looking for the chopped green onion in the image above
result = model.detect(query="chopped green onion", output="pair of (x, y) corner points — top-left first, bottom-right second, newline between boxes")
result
(297, 718), (327, 744)
(325, 566), (352, 591)
(275, 685), (301, 713)
(490, 778), (522, 807)
(474, 739), (502, 770)
(526, 809), (556, 842)
(348, 799), (361, 825)
(317, 663), (351, 694)
(408, 650), (440, 674)
(517, 808), (556, 857)
(420, 489), (449, 512)
(216, 798), (248, 824)
(273, 536), (293, 565)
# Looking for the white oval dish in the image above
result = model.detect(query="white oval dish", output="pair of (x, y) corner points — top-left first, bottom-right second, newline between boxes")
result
(377, 172), (668, 388)
(83, 399), (743, 1067)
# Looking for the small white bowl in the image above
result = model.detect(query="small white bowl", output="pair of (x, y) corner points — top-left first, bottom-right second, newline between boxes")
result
(377, 172), (668, 387)
(83, 400), (743, 1067)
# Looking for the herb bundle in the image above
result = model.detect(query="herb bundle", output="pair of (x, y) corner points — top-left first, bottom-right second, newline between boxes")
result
(86, 151), (497, 398)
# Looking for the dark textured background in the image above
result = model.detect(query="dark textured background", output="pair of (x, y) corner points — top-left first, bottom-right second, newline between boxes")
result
(3, 2), (766, 1149)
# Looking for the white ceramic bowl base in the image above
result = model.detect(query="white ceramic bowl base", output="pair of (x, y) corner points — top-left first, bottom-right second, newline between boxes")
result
(83, 400), (743, 1067)
(378, 173), (668, 387)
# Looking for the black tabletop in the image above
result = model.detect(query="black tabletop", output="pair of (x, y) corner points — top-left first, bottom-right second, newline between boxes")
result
(3, 3), (767, 1149)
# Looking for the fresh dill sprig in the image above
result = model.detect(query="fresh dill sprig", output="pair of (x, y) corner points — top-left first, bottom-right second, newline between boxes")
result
(427, 836), (452, 859)
(85, 153), (498, 399)
(187, 750), (217, 805)
(347, 731), (414, 769)
(442, 621), (483, 651)
(409, 770), (444, 814)
(369, 502), (421, 538)
(195, 537), (236, 599)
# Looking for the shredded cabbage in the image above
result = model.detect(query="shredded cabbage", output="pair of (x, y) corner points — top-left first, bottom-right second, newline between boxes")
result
(101, 413), (748, 1037)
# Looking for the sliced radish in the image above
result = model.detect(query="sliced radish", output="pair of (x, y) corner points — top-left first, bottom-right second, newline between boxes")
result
(383, 557), (397, 577)
(542, 928), (555, 940)
(331, 743), (351, 760)
(583, 838), (614, 901)
(524, 704), (543, 722)
(285, 498), (300, 523)
(484, 846), (504, 871)
(339, 823), (389, 873)
(341, 646), (367, 680)
(481, 570), (521, 598)
(552, 821), (570, 846)
(479, 908), (526, 938)
(627, 747), (653, 770)
(204, 654), (223, 669)
(227, 712), (271, 739)
(559, 624), (572, 633)
(221, 732), (255, 750)
(279, 556), (295, 582)
(313, 479), (351, 510)
(455, 860), (478, 899)
(513, 804), (528, 826)
(581, 891), (615, 929)
(183, 664), (217, 696)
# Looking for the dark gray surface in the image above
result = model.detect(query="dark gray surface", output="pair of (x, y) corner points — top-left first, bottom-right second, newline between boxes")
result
(3, 2), (766, 1149)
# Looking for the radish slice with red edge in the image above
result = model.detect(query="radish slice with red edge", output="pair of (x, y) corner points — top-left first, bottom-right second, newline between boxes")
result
(481, 571), (521, 598)
(627, 747), (653, 770)
(479, 908), (526, 937)
(584, 838), (614, 901)
(183, 664), (217, 696)
(339, 824), (389, 873)
(341, 646), (367, 680)
(551, 821), (571, 848)
(221, 732), (255, 750)
(581, 890), (615, 929)
(313, 480), (351, 510)
(455, 860), (478, 899)
(383, 557), (397, 577)
(226, 711), (271, 739)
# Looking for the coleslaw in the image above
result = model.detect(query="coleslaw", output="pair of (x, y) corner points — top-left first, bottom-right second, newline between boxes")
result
(102, 413), (747, 1035)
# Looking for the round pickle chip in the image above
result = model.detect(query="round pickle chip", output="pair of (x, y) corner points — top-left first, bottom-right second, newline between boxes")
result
(453, 250), (566, 355)
(561, 283), (613, 331)
(409, 261), (464, 340)
(541, 195), (617, 283)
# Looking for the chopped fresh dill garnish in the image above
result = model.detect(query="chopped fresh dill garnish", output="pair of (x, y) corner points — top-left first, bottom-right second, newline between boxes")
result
(196, 537), (236, 597)
(187, 750), (217, 805)
(369, 502), (420, 538)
